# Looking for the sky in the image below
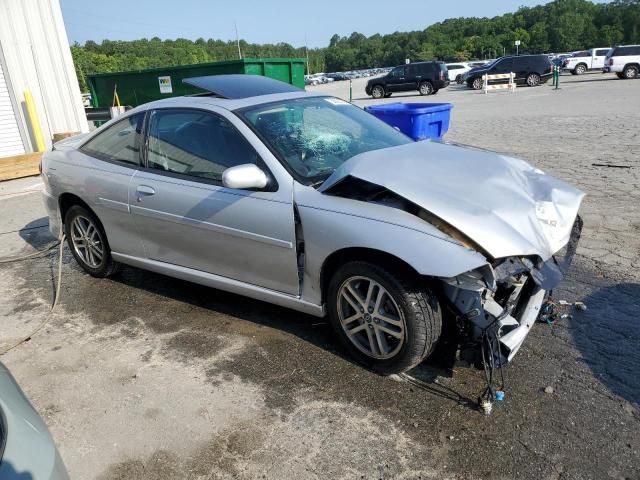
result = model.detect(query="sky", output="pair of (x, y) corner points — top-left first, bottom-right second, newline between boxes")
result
(60, 0), (596, 48)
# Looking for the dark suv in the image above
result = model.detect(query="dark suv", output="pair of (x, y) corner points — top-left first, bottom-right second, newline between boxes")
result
(463, 55), (553, 89)
(365, 62), (449, 98)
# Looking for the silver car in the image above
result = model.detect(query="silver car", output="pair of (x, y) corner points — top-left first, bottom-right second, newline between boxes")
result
(0, 362), (69, 479)
(41, 75), (583, 373)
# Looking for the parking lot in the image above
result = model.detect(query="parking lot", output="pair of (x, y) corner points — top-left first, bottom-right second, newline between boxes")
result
(1, 73), (638, 479)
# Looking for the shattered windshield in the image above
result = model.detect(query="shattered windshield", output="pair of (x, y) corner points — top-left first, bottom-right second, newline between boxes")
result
(239, 96), (412, 184)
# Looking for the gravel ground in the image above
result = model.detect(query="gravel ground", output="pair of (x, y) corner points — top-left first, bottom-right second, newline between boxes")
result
(1, 73), (638, 480)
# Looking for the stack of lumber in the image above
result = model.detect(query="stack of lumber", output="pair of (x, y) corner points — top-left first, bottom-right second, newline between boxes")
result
(0, 152), (41, 182)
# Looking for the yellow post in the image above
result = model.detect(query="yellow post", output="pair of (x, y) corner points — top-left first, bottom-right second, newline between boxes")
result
(23, 90), (45, 152)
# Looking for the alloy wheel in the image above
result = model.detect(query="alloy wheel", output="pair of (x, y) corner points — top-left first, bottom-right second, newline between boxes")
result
(372, 86), (384, 99)
(527, 73), (540, 86)
(419, 82), (433, 95)
(337, 276), (406, 359)
(625, 66), (638, 79)
(70, 215), (104, 268)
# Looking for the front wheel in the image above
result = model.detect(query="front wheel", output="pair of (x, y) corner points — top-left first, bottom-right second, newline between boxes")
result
(371, 85), (385, 99)
(65, 205), (120, 278)
(327, 261), (442, 375)
(574, 64), (587, 75)
(526, 73), (541, 87)
(419, 81), (434, 95)
(471, 77), (483, 90)
(623, 65), (638, 79)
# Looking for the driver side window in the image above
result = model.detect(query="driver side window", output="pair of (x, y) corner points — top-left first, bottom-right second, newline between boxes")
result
(146, 109), (257, 183)
(390, 67), (405, 78)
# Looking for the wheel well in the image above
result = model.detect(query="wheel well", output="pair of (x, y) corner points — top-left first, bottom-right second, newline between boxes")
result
(320, 247), (420, 304)
(58, 193), (101, 233)
(624, 63), (640, 71)
(576, 62), (587, 68)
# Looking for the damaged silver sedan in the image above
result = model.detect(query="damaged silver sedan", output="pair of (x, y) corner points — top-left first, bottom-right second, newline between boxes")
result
(41, 75), (584, 374)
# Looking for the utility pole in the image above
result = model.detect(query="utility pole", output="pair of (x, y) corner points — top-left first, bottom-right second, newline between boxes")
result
(235, 22), (242, 59)
(305, 34), (310, 75)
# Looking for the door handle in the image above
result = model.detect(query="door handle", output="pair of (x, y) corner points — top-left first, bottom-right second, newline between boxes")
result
(136, 185), (155, 198)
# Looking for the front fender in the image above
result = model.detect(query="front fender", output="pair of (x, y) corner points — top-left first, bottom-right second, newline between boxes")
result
(295, 185), (488, 306)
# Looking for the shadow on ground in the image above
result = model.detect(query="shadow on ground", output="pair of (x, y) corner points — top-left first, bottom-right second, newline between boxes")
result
(18, 216), (53, 249)
(571, 281), (640, 406)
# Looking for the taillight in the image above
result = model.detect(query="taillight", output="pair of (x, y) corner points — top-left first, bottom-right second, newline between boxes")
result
(439, 70), (444, 81)
(608, 58), (614, 66)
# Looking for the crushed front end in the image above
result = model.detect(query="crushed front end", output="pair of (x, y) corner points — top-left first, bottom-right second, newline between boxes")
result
(440, 216), (583, 364)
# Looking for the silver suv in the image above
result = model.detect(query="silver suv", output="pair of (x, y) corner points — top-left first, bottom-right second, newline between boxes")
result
(41, 75), (583, 373)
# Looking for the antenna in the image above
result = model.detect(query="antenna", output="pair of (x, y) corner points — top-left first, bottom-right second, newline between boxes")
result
(235, 21), (242, 59)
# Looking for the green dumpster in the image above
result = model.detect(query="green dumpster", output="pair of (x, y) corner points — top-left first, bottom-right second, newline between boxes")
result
(87, 58), (306, 108)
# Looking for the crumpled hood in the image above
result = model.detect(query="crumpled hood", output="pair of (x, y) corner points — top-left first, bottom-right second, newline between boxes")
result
(319, 141), (585, 260)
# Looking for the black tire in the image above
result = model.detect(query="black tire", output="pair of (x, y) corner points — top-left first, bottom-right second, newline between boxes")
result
(616, 72), (626, 79)
(64, 205), (120, 278)
(371, 85), (385, 99)
(471, 77), (483, 90)
(526, 73), (541, 87)
(574, 63), (587, 75)
(327, 261), (442, 375)
(455, 74), (463, 84)
(418, 81), (434, 95)
(623, 65), (638, 79)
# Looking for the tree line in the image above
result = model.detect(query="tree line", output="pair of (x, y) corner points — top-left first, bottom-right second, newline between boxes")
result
(71, 0), (639, 92)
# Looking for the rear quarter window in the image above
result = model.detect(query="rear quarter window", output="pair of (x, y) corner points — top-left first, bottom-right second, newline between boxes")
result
(596, 49), (609, 56)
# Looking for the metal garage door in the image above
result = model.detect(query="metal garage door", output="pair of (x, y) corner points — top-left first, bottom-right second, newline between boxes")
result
(0, 60), (25, 157)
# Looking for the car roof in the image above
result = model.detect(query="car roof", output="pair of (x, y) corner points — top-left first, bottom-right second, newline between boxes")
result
(129, 90), (324, 114)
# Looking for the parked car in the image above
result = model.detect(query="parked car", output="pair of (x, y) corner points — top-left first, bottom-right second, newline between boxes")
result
(562, 48), (610, 74)
(365, 61), (449, 98)
(463, 54), (553, 89)
(603, 45), (640, 79)
(0, 361), (69, 479)
(445, 62), (471, 83)
(41, 74), (583, 374)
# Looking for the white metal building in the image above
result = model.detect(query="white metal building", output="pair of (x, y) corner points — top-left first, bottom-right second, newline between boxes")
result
(0, 0), (88, 158)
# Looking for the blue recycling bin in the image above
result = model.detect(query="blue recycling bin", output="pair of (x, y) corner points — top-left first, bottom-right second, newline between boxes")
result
(365, 102), (453, 141)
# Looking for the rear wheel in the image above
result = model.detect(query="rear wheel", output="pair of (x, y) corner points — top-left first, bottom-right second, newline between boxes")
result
(371, 85), (385, 99)
(455, 74), (463, 84)
(471, 77), (483, 90)
(574, 64), (587, 75)
(327, 261), (442, 375)
(623, 65), (638, 79)
(419, 81), (434, 95)
(526, 73), (541, 87)
(65, 205), (120, 278)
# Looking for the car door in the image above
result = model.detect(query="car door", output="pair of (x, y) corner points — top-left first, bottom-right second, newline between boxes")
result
(510, 57), (529, 81)
(73, 112), (146, 258)
(386, 66), (407, 92)
(593, 49), (609, 69)
(128, 107), (300, 295)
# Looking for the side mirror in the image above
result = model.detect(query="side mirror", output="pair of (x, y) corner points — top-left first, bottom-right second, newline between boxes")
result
(222, 164), (268, 190)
